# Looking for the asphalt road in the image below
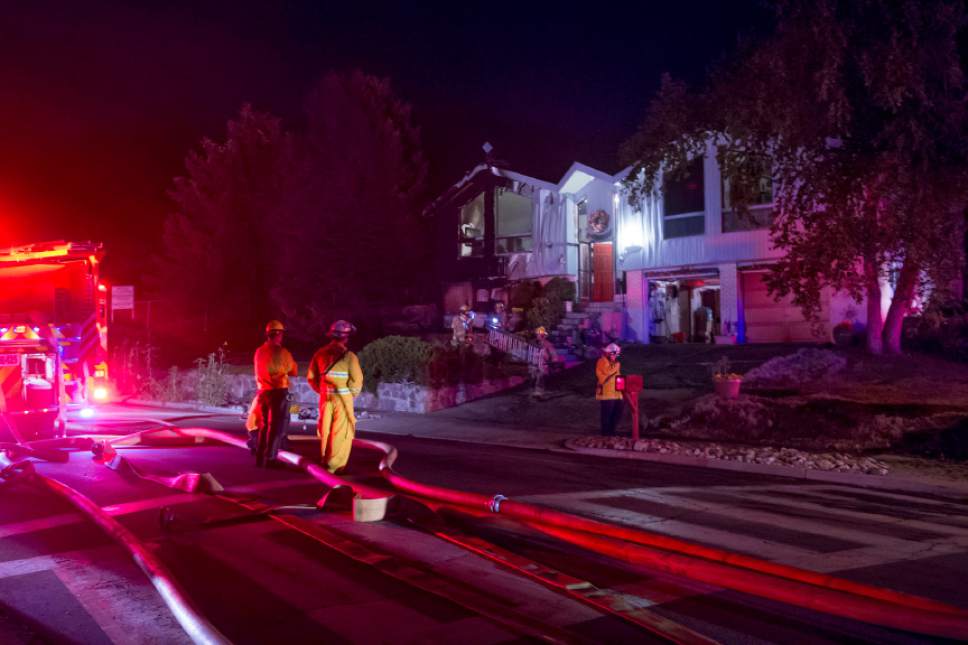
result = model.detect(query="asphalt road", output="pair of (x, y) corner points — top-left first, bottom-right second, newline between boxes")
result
(0, 405), (964, 644)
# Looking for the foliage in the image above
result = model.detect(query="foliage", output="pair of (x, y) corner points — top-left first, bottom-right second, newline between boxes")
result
(509, 280), (541, 310)
(155, 71), (429, 346)
(526, 297), (561, 333)
(192, 344), (230, 406)
(543, 277), (576, 303)
(710, 356), (742, 381)
(359, 335), (435, 392)
(904, 295), (968, 359)
(155, 104), (290, 348)
(112, 340), (156, 396)
(271, 71), (430, 341)
(149, 366), (181, 403)
(621, 0), (968, 355)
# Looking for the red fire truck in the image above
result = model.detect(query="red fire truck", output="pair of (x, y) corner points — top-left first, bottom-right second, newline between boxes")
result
(0, 241), (110, 440)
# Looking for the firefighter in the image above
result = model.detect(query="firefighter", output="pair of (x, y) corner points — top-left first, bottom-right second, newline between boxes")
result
(307, 320), (363, 474)
(250, 320), (298, 467)
(596, 343), (624, 436)
(451, 305), (472, 347)
(531, 326), (560, 398)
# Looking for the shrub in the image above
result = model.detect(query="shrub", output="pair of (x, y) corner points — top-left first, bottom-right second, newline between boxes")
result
(150, 366), (182, 402)
(359, 335), (435, 392)
(544, 277), (576, 303)
(509, 280), (542, 310)
(526, 296), (561, 333)
(192, 346), (230, 406)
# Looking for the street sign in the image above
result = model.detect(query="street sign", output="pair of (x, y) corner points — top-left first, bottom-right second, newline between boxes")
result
(111, 285), (134, 311)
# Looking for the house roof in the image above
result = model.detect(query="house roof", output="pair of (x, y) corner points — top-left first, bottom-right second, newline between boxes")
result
(423, 160), (623, 216)
(421, 164), (556, 216)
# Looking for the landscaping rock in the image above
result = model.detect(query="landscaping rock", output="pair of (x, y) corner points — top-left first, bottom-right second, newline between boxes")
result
(568, 434), (891, 475)
(743, 348), (847, 388)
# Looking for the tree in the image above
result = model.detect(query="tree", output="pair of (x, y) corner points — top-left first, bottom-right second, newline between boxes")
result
(621, 0), (968, 354)
(155, 105), (289, 348)
(271, 70), (429, 340)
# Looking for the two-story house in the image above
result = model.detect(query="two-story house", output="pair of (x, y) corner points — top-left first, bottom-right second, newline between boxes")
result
(428, 144), (881, 344)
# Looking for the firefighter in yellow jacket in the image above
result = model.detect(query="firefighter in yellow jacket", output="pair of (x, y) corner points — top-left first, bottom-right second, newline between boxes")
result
(250, 320), (298, 467)
(595, 343), (623, 436)
(307, 320), (363, 474)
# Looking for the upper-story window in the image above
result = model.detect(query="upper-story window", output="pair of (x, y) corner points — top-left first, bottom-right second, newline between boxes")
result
(722, 160), (774, 233)
(459, 191), (485, 258)
(495, 188), (533, 254)
(663, 157), (705, 239)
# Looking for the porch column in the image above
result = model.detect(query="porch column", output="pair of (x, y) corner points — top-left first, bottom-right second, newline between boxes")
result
(718, 263), (740, 341)
(624, 270), (649, 344)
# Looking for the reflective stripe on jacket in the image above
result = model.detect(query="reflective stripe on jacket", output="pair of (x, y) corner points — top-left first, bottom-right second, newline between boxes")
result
(307, 345), (363, 399)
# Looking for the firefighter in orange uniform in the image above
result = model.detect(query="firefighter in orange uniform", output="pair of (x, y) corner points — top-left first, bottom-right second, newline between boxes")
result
(251, 320), (298, 467)
(596, 343), (624, 436)
(307, 320), (363, 474)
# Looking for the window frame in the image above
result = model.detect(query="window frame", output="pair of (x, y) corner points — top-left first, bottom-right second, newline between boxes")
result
(457, 190), (486, 259)
(662, 158), (706, 239)
(494, 187), (534, 256)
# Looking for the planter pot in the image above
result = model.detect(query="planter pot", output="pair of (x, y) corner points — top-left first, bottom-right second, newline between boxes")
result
(714, 378), (742, 400)
(714, 334), (738, 345)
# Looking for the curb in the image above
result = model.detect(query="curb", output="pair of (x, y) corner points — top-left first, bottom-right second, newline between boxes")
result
(562, 441), (968, 498)
(124, 399), (243, 416)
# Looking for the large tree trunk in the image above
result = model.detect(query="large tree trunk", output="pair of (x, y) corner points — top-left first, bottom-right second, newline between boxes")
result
(864, 258), (884, 355)
(882, 259), (919, 355)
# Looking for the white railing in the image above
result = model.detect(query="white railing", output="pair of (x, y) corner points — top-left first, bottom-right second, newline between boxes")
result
(487, 328), (539, 365)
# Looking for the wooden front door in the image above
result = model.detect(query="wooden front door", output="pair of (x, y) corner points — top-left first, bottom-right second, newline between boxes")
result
(591, 243), (614, 302)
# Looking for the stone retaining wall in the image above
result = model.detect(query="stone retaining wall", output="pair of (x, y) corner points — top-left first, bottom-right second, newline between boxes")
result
(356, 376), (527, 414)
(197, 371), (525, 415)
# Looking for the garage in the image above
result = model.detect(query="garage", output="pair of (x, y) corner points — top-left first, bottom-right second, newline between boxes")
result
(740, 272), (829, 343)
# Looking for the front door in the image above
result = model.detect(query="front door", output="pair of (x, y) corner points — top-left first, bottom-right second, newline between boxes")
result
(591, 242), (614, 302)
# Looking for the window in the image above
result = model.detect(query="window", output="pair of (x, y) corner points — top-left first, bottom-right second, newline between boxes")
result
(459, 191), (485, 257)
(495, 188), (533, 254)
(722, 161), (774, 233)
(663, 158), (705, 238)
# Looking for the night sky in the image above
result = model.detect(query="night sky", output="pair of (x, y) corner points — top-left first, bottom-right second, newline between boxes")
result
(0, 1), (770, 279)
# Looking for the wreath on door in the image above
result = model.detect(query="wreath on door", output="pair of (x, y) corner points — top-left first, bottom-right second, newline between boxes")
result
(587, 209), (611, 238)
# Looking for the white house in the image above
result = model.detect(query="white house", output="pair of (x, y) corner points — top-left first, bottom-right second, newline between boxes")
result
(429, 144), (883, 344)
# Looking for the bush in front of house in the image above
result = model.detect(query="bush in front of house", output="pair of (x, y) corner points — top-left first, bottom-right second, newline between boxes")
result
(509, 280), (542, 310)
(359, 335), (436, 393)
(543, 276), (576, 304)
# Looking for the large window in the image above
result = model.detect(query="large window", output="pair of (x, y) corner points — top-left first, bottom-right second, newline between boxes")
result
(663, 158), (705, 239)
(495, 188), (533, 254)
(722, 162), (774, 233)
(459, 191), (485, 258)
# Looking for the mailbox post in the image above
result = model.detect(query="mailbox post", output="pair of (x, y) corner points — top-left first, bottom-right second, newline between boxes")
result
(623, 374), (644, 441)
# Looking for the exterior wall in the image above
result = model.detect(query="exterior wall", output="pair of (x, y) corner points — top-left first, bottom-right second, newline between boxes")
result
(624, 271), (648, 343)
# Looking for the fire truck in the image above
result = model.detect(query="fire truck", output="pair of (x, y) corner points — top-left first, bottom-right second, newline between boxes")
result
(0, 241), (110, 440)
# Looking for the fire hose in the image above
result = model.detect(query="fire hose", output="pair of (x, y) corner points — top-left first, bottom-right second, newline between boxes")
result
(74, 424), (968, 639)
(0, 451), (230, 645)
(352, 438), (968, 640)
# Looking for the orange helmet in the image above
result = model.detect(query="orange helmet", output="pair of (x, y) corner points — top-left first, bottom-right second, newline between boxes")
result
(265, 320), (285, 333)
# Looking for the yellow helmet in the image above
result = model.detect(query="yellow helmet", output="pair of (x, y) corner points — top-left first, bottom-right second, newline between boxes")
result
(265, 320), (285, 333)
(535, 326), (547, 336)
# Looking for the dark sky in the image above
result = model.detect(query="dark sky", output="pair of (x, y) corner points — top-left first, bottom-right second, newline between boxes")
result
(0, 1), (770, 277)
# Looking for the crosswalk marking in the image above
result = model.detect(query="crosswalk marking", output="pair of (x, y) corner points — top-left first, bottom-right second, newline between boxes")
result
(519, 483), (968, 574)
